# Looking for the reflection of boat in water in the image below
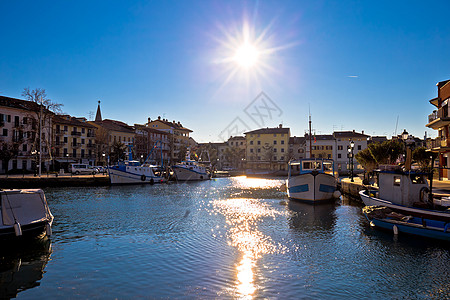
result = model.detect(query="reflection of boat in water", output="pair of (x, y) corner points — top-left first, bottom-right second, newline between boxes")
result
(287, 158), (340, 204)
(0, 189), (53, 240)
(287, 201), (337, 231)
(360, 169), (450, 222)
(109, 143), (167, 185)
(363, 206), (450, 241)
(0, 239), (52, 298)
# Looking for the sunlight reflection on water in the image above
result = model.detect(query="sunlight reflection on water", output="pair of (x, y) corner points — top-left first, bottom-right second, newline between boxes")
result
(213, 195), (289, 298)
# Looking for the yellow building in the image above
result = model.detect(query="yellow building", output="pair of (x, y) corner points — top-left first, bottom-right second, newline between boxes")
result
(52, 115), (96, 169)
(245, 125), (290, 171)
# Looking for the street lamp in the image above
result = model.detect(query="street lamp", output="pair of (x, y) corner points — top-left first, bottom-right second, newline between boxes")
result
(348, 140), (355, 182)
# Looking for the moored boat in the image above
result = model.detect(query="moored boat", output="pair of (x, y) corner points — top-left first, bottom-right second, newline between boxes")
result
(359, 169), (450, 222)
(0, 189), (53, 240)
(363, 206), (450, 241)
(172, 150), (211, 181)
(286, 158), (341, 204)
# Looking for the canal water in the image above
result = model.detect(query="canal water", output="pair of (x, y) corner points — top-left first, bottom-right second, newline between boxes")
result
(1, 177), (449, 299)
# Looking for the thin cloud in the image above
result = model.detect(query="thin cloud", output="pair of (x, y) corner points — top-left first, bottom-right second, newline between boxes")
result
(347, 75), (359, 78)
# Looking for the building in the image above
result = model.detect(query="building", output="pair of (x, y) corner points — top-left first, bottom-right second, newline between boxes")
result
(305, 134), (334, 160)
(0, 95), (52, 173)
(426, 79), (450, 179)
(89, 102), (135, 164)
(244, 125), (290, 171)
(288, 136), (306, 161)
(147, 116), (193, 163)
(213, 136), (246, 170)
(52, 115), (97, 170)
(333, 130), (369, 174)
(134, 123), (170, 164)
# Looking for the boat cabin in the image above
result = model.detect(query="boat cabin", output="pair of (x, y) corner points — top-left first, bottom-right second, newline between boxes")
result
(377, 170), (429, 206)
(288, 159), (335, 176)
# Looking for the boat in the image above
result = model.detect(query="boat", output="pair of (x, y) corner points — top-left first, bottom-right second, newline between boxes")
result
(359, 167), (450, 222)
(172, 150), (211, 181)
(0, 189), (53, 240)
(363, 205), (450, 241)
(108, 143), (167, 185)
(286, 158), (341, 204)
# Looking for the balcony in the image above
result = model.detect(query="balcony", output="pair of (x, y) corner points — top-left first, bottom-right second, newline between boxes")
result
(426, 107), (450, 129)
(71, 131), (82, 136)
(71, 142), (81, 148)
(87, 143), (96, 148)
(427, 137), (450, 151)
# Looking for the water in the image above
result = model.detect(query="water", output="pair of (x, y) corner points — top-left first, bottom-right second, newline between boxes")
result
(1, 177), (449, 299)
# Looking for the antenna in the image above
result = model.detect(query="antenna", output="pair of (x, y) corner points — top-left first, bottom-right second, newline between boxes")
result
(394, 115), (399, 136)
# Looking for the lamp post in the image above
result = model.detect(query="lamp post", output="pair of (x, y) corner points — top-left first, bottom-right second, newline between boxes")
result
(348, 140), (355, 182)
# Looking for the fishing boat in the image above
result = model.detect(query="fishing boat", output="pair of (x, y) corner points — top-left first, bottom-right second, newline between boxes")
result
(108, 142), (167, 185)
(0, 189), (53, 240)
(363, 206), (450, 241)
(172, 150), (211, 181)
(287, 158), (341, 203)
(359, 167), (450, 222)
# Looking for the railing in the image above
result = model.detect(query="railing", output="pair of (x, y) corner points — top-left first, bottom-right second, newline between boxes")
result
(71, 142), (81, 148)
(87, 143), (96, 148)
(427, 137), (449, 149)
(87, 132), (95, 137)
(429, 107), (450, 123)
(71, 131), (81, 136)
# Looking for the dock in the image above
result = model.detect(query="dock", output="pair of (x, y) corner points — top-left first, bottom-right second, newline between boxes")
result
(0, 173), (110, 189)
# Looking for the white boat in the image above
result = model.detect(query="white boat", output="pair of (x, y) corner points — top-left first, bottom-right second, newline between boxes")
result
(0, 189), (53, 240)
(359, 168), (450, 222)
(172, 159), (210, 181)
(109, 160), (167, 184)
(108, 142), (167, 185)
(287, 158), (341, 204)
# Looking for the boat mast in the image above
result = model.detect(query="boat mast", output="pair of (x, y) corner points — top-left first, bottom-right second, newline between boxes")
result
(309, 112), (312, 159)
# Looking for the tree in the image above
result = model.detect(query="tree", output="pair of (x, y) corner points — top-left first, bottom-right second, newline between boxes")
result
(355, 148), (377, 173)
(22, 88), (63, 172)
(0, 141), (19, 175)
(94, 126), (109, 164)
(412, 147), (438, 172)
(110, 141), (127, 163)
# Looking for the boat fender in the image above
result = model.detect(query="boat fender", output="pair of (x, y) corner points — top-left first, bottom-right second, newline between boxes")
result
(393, 225), (398, 235)
(419, 187), (430, 203)
(46, 223), (52, 236)
(141, 175), (146, 181)
(200, 175), (203, 180)
(444, 223), (450, 233)
(14, 222), (22, 237)
(333, 190), (341, 198)
(150, 178), (154, 185)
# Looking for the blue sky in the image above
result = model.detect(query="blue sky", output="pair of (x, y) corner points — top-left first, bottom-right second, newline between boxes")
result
(1, 0), (449, 142)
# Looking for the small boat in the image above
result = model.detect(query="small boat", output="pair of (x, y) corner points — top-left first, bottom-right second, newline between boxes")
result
(363, 206), (450, 241)
(172, 150), (211, 181)
(0, 189), (53, 240)
(108, 142), (167, 185)
(359, 168), (450, 222)
(286, 158), (341, 204)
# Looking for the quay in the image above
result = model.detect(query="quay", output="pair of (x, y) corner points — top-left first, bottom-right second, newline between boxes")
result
(0, 173), (110, 189)
(340, 177), (450, 199)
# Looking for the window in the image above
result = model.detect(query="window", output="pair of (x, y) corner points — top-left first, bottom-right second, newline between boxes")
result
(257, 148), (261, 153)
(250, 141), (253, 145)
(23, 144), (27, 151)
(250, 148), (254, 153)
(257, 141), (261, 145)
(273, 148), (277, 152)
(64, 137), (68, 143)
(274, 156), (277, 160)
(281, 148), (285, 153)
(274, 140), (277, 145)
(64, 125), (68, 132)
(273, 134), (277, 137)
(82, 128), (85, 134)
(394, 176), (401, 186)
(338, 154), (341, 158)
(2, 129), (7, 136)
(338, 145), (343, 150)
(281, 140), (284, 144)
(358, 145), (361, 150)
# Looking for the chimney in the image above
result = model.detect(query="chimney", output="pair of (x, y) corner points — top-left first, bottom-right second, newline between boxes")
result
(279, 124), (282, 128)
(158, 116), (161, 120)
(362, 130), (364, 134)
(148, 117), (151, 124)
(352, 129), (355, 133)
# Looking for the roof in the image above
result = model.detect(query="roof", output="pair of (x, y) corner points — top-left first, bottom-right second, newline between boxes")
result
(333, 131), (369, 138)
(0, 95), (43, 112)
(95, 119), (134, 134)
(135, 124), (169, 135)
(245, 127), (290, 135)
(289, 136), (306, 144)
(437, 79), (450, 89)
(308, 134), (333, 141)
(149, 117), (192, 132)
(53, 115), (96, 128)
(228, 136), (245, 140)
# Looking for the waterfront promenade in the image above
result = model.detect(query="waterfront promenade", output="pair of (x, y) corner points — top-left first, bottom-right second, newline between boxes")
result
(0, 173), (110, 188)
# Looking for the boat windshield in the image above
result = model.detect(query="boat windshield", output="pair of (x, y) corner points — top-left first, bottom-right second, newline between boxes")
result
(302, 161), (322, 170)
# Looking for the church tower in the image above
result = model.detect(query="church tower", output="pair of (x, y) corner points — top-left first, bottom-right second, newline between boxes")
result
(95, 100), (102, 122)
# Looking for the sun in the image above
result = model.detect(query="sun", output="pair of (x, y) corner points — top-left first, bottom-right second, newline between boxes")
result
(234, 42), (259, 68)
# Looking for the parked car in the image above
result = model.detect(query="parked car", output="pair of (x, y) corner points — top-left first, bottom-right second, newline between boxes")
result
(94, 166), (107, 174)
(71, 164), (98, 175)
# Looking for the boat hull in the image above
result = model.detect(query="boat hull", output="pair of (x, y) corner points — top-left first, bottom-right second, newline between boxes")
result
(360, 190), (450, 222)
(287, 173), (337, 204)
(367, 216), (450, 242)
(108, 167), (166, 185)
(172, 166), (209, 181)
(0, 189), (53, 241)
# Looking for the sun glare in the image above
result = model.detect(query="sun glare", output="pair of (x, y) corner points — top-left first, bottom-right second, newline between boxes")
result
(234, 43), (259, 68)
